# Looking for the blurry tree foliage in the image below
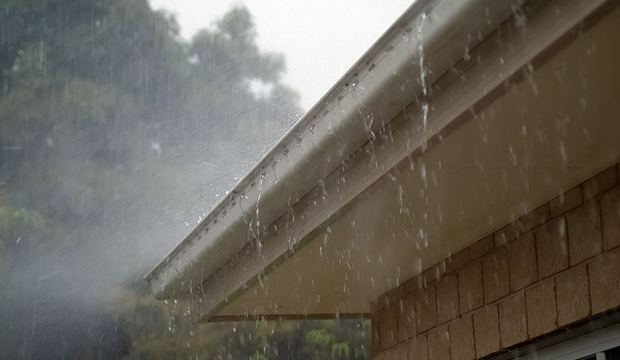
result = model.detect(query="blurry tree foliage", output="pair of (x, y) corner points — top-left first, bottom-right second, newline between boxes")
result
(0, 0), (369, 358)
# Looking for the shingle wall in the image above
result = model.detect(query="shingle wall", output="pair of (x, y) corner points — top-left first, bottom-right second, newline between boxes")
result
(372, 164), (620, 360)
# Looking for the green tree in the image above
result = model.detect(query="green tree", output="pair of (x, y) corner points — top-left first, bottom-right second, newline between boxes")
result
(0, 0), (371, 359)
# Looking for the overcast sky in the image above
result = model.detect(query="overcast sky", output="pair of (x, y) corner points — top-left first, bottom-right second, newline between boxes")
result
(149, 0), (413, 110)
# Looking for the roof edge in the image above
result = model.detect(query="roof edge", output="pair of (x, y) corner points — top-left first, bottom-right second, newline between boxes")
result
(147, 0), (521, 299)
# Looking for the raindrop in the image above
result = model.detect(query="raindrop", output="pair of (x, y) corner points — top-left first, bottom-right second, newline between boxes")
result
(416, 12), (428, 95)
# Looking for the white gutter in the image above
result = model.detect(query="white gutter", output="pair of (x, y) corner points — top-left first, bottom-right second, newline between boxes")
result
(146, 0), (521, 299)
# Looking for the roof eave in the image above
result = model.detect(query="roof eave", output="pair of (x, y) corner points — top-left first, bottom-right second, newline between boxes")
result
(147, 0), (521, 299)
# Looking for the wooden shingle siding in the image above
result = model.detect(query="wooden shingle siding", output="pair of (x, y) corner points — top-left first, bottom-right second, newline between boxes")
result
(373, 163), (620, 359)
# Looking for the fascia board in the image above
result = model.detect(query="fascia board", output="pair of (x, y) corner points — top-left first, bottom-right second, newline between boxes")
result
(147, 0), (521, 299)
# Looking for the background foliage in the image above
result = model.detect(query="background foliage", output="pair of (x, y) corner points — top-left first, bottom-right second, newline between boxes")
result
(0, 0), (370, 358)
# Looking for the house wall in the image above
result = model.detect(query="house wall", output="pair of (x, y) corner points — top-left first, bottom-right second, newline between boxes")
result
(371, 163), (620, 359)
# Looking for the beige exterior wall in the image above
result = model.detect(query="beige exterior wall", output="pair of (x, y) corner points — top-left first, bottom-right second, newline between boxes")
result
(371, 164), (620, 359)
